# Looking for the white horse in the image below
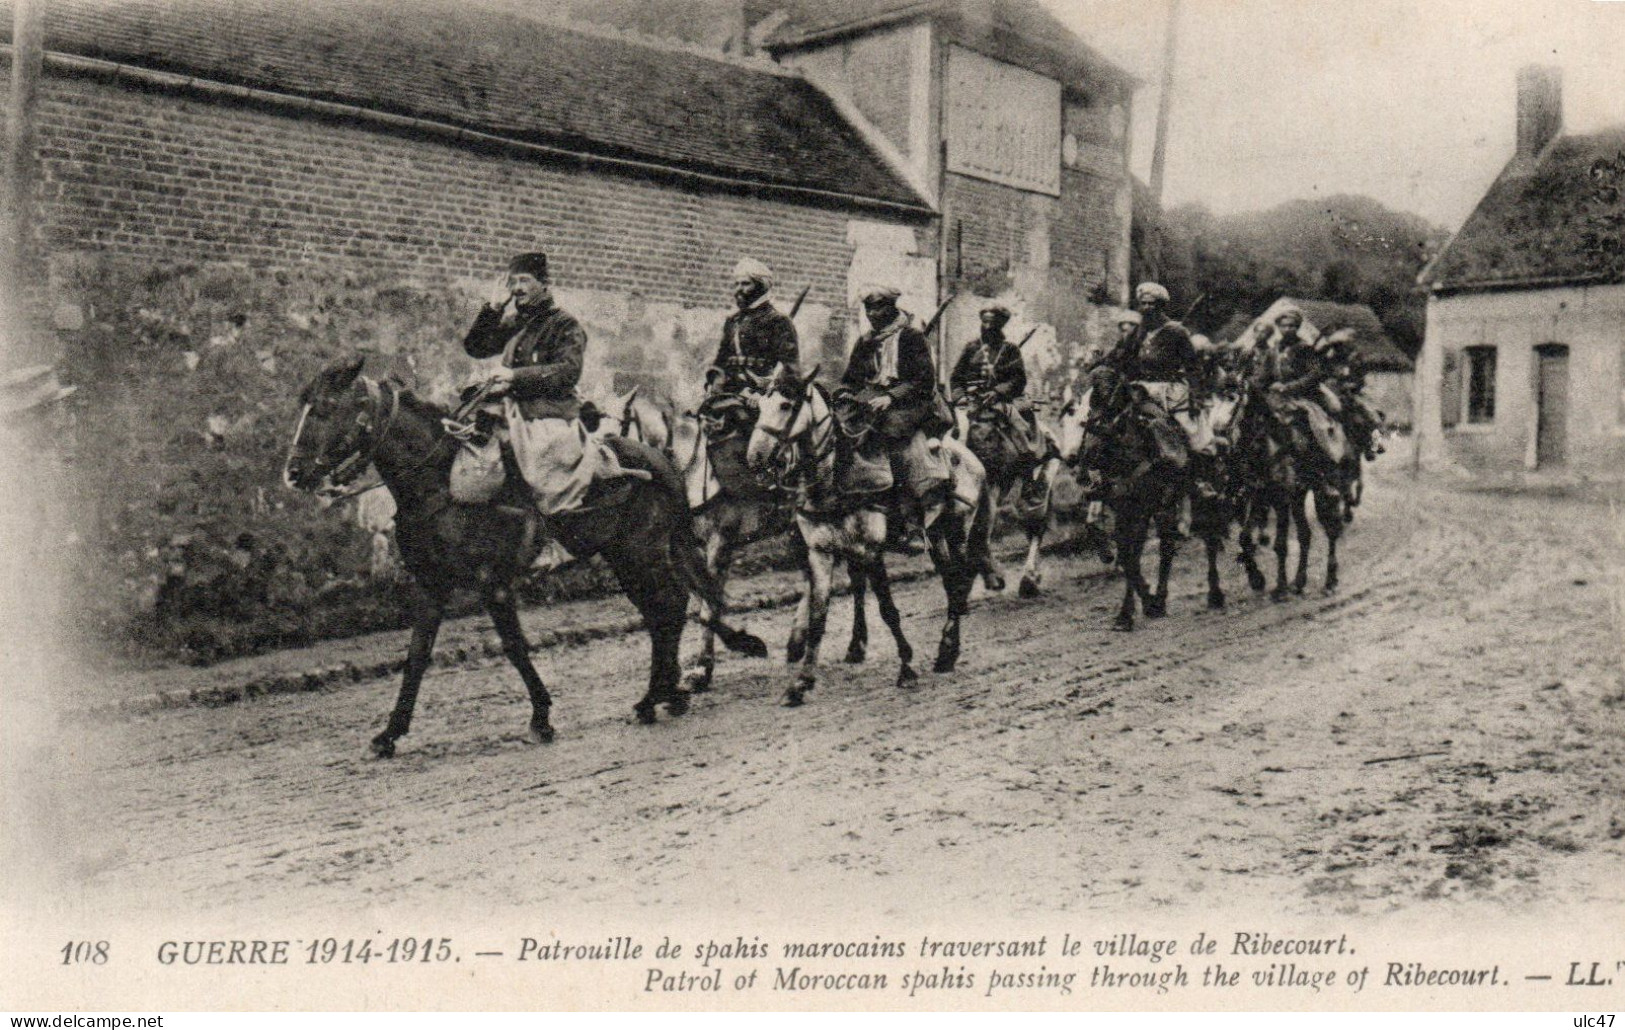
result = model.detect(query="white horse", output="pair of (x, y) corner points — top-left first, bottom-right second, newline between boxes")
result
(601, 383), (880, 691)
(744, 370), (986, 707)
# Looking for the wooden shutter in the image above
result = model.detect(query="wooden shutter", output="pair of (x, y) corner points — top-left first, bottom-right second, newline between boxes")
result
(1440, 349), (1462, 428)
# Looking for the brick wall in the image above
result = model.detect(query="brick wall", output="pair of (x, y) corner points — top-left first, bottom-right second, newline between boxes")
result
(3, 71), (929, 311)
(0, 68), (940, 661)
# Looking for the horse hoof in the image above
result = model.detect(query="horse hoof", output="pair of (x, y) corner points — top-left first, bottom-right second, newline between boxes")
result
(369, 735), (396, 759)
(1292, 582), (1307, 595)
(1324, 581), (1339, 595)
(684, 669), (713, 694)
(1246, 571), (1267, 592)
(1145, 601), (1167, 619)
(844, 644), (866, 664)
(527, 721), (556, 745)
(781, 689), (806, 708)
(982, 572), (1006, 592)
(634, 705), (658, 725)
(896, 665), (919, 689)
(1270, 589), (1289, 603)
(664, 692), (691, 718)
(1111, 616), (1134, 633)
(932, 656), (957, 674)
(1018, 577), (1041, 599)
(1207, 592), (1226, 610)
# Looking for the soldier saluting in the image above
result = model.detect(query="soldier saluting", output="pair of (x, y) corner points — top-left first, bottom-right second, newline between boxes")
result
(462, 250), (638, 515)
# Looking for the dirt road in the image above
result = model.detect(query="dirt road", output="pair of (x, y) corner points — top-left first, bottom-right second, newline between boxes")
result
(23, 469), (1625, 923)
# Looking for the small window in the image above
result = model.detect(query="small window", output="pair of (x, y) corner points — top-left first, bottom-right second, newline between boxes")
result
(1465, 346), (1496, 423)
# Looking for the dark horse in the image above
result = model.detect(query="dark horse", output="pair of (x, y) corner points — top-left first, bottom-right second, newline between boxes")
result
(1233, 387), (1346, 600)
(1058, 365), (1194, 631)
(283, 356), (766, 757)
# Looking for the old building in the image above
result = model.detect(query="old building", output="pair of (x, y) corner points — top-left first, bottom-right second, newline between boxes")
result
(759, 0), (1137, 389)
(1228, 297), (1416, 428)
(0, 0), (1136, 642)
(1414, 66), (1625, 478)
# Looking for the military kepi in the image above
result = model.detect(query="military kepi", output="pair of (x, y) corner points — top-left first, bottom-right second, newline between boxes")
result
(508, 251), (549, 282)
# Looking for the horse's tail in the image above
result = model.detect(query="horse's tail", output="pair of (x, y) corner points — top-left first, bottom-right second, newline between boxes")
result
(671, 514), (769, 659)
(606, 434), (768, 659)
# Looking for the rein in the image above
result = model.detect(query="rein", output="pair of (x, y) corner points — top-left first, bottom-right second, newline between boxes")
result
(312, 377), (402, 501)
(756, 385), (837, 495)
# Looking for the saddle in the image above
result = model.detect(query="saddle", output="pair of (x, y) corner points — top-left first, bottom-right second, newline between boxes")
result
(1126, 391), (1190, 471)
(1264, 394), (1347, 464)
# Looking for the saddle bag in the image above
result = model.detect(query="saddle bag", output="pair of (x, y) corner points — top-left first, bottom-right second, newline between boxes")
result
(449, 434), (507, 504)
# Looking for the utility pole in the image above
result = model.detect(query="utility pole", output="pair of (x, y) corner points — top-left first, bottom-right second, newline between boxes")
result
(1146, 0), (1182, 279)
(4, 0), (46, 348)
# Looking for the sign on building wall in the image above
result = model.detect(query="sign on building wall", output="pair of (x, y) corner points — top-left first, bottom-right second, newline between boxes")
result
(945, 46), (1061, 197)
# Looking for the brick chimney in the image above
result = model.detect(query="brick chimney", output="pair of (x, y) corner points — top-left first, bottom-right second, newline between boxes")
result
(1515, 65), (1562, 161)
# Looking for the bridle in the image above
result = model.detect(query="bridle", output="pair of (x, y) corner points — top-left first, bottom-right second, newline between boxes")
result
(286, 376), (402, 502)
(752, 380), (839, 493)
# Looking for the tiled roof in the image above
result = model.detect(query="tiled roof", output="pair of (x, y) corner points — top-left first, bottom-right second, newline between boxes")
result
(2, 0), (931, 210)
(1422, 126), (1625, 292)
(760, 0), (1135, 89)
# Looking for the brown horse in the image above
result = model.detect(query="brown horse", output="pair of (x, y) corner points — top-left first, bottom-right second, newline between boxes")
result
(1233, 387), (1346, 599)
(282, 356), (765, 757)
(1057, 366), (1188, 631)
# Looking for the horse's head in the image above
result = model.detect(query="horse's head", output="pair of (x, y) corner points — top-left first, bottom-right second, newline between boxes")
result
(1206, 385), (1246, 450)
(744, 363), (820, 473)
(283, 355), (378, 495)
(1056, 387), (1090, 464)
(1057, 365), (1121, 463)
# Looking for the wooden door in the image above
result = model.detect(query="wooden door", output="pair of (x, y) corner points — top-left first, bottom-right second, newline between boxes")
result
(1535, 345), (1569, 468)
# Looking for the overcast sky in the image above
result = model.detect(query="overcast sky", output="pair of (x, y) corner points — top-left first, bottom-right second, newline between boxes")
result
(1042, 0), (1625, 230)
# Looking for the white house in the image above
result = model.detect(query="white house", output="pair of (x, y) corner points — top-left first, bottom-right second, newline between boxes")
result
(1414, 66), (1625, 478)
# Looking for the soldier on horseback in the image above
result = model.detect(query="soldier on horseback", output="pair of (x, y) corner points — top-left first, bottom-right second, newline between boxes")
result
(950, 303), (1047, 476)
(692, 258), (802, 502)
(708, 258), (801, 398)
(835, 284), (954, 513)
(1317, 328), (1385, 462)
(462, 250), (643, 515)
(1249, 305), (1346, 466)
(1103, 281), (1216, 494)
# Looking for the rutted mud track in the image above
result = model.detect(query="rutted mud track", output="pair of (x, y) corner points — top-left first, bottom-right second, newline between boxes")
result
(37, 472), (1625, 920)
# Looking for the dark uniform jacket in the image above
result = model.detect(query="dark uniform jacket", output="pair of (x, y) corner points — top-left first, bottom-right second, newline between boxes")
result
(950, 333), (1026, 402)
(1252, 339), (1331, 400)
(463, 299), (586, 420)
(1108, 318), (1201, 388)
(841, 315), (938, 440)
(713, 302), (800, 382)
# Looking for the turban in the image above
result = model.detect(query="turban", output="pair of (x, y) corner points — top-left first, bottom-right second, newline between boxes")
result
(1274, 303), (1304, 324)
(861, 284), (901, 303)
(732, 257), (775, 289)
(1116, 310), (1142, 327)
(1326, 328), (1357, 344)
(979, 303), (1012, 321)
(507, 251), (549, 282)
(1134, 282), (1170, 303)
